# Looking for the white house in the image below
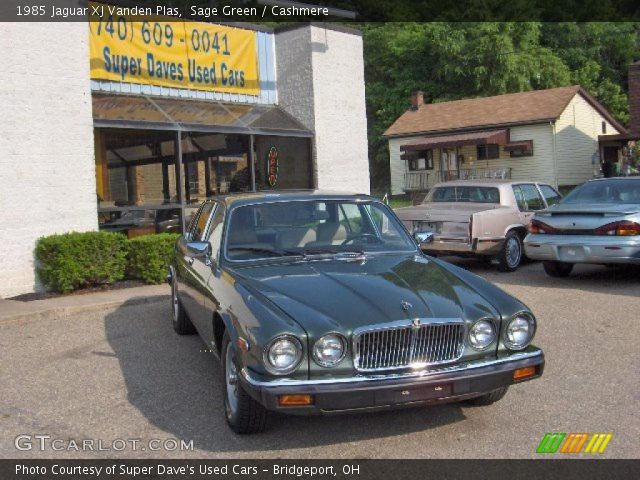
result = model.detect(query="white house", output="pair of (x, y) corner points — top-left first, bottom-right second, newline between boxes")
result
(384, 86), (626, 196)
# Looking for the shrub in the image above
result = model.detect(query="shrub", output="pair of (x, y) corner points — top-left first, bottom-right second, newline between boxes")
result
(35, 232), (128, 293)
(127, 233), (180, 284)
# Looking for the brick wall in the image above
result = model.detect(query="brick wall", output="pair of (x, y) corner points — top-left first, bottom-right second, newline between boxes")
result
(0, 23), (97, 297)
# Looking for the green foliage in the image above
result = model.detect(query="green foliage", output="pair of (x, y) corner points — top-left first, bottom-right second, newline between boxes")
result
(35, 232), (128, 293)
(363, 22), (640, 189)
(127, 233), (180, 285)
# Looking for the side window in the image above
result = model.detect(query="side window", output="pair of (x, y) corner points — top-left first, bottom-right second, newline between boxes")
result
(206, 207), (224, 261)
(515, 184), (545, 211)
(539, 185), (562, 207)
(338, 204), (365, 234)
(512, 185), (527, 211)
(192, 202), (215, 241)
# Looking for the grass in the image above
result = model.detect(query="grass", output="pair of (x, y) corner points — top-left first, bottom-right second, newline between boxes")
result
(388, 198), (412, 209)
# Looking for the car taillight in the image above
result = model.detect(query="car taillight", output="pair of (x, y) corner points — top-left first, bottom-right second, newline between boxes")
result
(528, 219), (558, 234)
(469, 214), (473, 241)
(594, 221), (640, 236)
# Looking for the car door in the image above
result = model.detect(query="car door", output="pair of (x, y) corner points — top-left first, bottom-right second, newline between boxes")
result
(512, 184), (546, 224)
(200, 204), (227, 348)
(178, 201), (216, 336)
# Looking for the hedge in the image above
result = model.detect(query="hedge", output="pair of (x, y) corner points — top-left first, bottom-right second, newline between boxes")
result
(35, 232), (129, 293)
(127, 233), (180, 285)
(35, 231), (181, 293)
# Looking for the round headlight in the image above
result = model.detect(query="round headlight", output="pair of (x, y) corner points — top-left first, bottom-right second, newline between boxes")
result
(264, 336), (303, 374)
(468, 319), (496, 350)
(312, 334), (346, 367)
(503, 314), (536, 350)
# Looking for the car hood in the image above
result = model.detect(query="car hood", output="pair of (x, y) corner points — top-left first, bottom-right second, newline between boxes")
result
(231, 254), (501, 336)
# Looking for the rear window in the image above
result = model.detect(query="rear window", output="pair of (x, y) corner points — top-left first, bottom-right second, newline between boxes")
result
(562, 179), (640, 204)
(428, 186), (500, 203)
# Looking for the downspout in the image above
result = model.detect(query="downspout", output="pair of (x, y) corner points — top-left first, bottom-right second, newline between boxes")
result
(551, 121), (559, 188)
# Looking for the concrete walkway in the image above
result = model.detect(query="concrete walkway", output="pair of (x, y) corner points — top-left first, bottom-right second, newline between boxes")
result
(0, 284), (169, 323)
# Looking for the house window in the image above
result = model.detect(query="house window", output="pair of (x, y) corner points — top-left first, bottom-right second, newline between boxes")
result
(408, 150), (433, 170)
(509, 147), (533, 158)
(602, 121), (607, 134)
(477, 144), (500, 160)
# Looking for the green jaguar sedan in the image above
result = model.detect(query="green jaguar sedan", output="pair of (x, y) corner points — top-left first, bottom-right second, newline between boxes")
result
(169, 191), (544, 433)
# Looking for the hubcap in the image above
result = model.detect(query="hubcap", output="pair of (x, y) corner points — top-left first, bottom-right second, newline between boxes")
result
(506, 237), (521, 267)
(171, 278), (179, 322)
(225, 345), (239, 418)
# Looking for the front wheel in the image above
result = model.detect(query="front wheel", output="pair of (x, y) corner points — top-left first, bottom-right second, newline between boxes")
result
(496, 231), (523, 272)
(465, 386), (509, 406)
(543, 261), (574, 277)
(222, 333), (268, 434)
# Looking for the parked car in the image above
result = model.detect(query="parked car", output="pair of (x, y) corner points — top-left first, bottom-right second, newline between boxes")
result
(168, 191), (544, 433)
(394, 180), (562, 271)
(524, 177), (640, 277)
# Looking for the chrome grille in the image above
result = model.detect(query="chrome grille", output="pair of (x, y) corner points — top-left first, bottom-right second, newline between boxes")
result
(353, 320), (465, 372)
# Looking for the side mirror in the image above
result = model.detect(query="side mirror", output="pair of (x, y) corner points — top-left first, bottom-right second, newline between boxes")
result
(186, 241), (213, 266)
(413, 231), (434, 245)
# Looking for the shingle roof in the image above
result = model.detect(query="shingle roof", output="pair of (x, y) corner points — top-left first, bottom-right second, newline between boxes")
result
(383, 86), (626, 137)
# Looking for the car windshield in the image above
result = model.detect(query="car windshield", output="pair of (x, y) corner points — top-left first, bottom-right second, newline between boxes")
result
(225, 200), (416, 261)
(427, 186), (500, 203)
(562, 179), (640, 204)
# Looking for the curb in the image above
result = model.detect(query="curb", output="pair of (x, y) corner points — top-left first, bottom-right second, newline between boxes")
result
(0, 294), (169, 325)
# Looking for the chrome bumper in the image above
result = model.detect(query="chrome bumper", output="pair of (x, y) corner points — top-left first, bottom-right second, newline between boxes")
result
(524, 234), (640, 264)
(240, 348), (544, 415)
(421, 237), (504, 255)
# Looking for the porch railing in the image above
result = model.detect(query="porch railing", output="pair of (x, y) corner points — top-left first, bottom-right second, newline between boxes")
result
(439, 167), (512, 182)
(403, 172), (430, 191)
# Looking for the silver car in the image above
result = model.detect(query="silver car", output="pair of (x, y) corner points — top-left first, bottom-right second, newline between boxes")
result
(524, 177), (640, 277)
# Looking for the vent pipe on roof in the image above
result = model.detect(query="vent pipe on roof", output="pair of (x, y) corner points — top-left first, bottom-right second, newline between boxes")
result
(410, 91), (424, 110)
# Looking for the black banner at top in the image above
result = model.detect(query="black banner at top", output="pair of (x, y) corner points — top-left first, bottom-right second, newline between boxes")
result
(0, 0), (639, 22)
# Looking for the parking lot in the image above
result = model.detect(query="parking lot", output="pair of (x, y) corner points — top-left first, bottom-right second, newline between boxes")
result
(1, 260), (638, 459)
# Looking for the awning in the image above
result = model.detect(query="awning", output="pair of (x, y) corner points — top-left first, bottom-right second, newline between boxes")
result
(503, 140), (533, 154)
(400, 129), (509, 152)
(92, 93), (312, 137)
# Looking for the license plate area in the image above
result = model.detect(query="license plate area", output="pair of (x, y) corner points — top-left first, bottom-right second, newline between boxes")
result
(558, 246), (586, 262)
(414, 221), (439, 233)
(375, 383), (452, 406)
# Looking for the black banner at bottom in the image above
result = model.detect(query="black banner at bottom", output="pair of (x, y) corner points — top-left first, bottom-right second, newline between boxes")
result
(2, 459), (639, 480)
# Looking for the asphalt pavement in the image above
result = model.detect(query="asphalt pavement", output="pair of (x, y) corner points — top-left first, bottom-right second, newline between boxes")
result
(1, 260), (638, 459)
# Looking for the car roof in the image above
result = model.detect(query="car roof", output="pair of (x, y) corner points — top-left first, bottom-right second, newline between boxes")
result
(431, 179), (548, 188)
(207, 190), (375, 208)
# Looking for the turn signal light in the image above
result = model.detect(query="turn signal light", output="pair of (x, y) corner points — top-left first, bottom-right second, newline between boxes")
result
(513, 366), (536, 382)
(278, 394), (314, 406)
(528, 219), (558, 234)
(594, 221), (640, 236)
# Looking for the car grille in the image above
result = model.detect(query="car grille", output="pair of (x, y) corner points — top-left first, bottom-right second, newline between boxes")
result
(353, 321), (465, 372)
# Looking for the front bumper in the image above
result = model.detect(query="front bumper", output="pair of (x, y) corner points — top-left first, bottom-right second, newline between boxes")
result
(240, 348), (544, 415)
(524, 234), (640, 264)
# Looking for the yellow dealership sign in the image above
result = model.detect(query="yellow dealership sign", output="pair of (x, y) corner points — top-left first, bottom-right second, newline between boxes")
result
(89, 3), (259, 95)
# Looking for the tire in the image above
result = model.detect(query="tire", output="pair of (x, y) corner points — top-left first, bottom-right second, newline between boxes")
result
(171, 273), (196, 335)
(221, 332), (268, 434)
(543, 261), (574, 278)
(465, 386), (509, 406)
(497, 231), (523, 272)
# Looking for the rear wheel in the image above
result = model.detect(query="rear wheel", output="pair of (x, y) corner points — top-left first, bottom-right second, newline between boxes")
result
(543, 261), (574, 278)
(465, 386), (509, 406)
(222, 332), (268, 434)
(497, 231), (523, 272)
(171, 273), (196, 335)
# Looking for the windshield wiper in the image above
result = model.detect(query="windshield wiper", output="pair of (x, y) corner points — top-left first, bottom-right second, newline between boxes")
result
(227, 246), (285, 257)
